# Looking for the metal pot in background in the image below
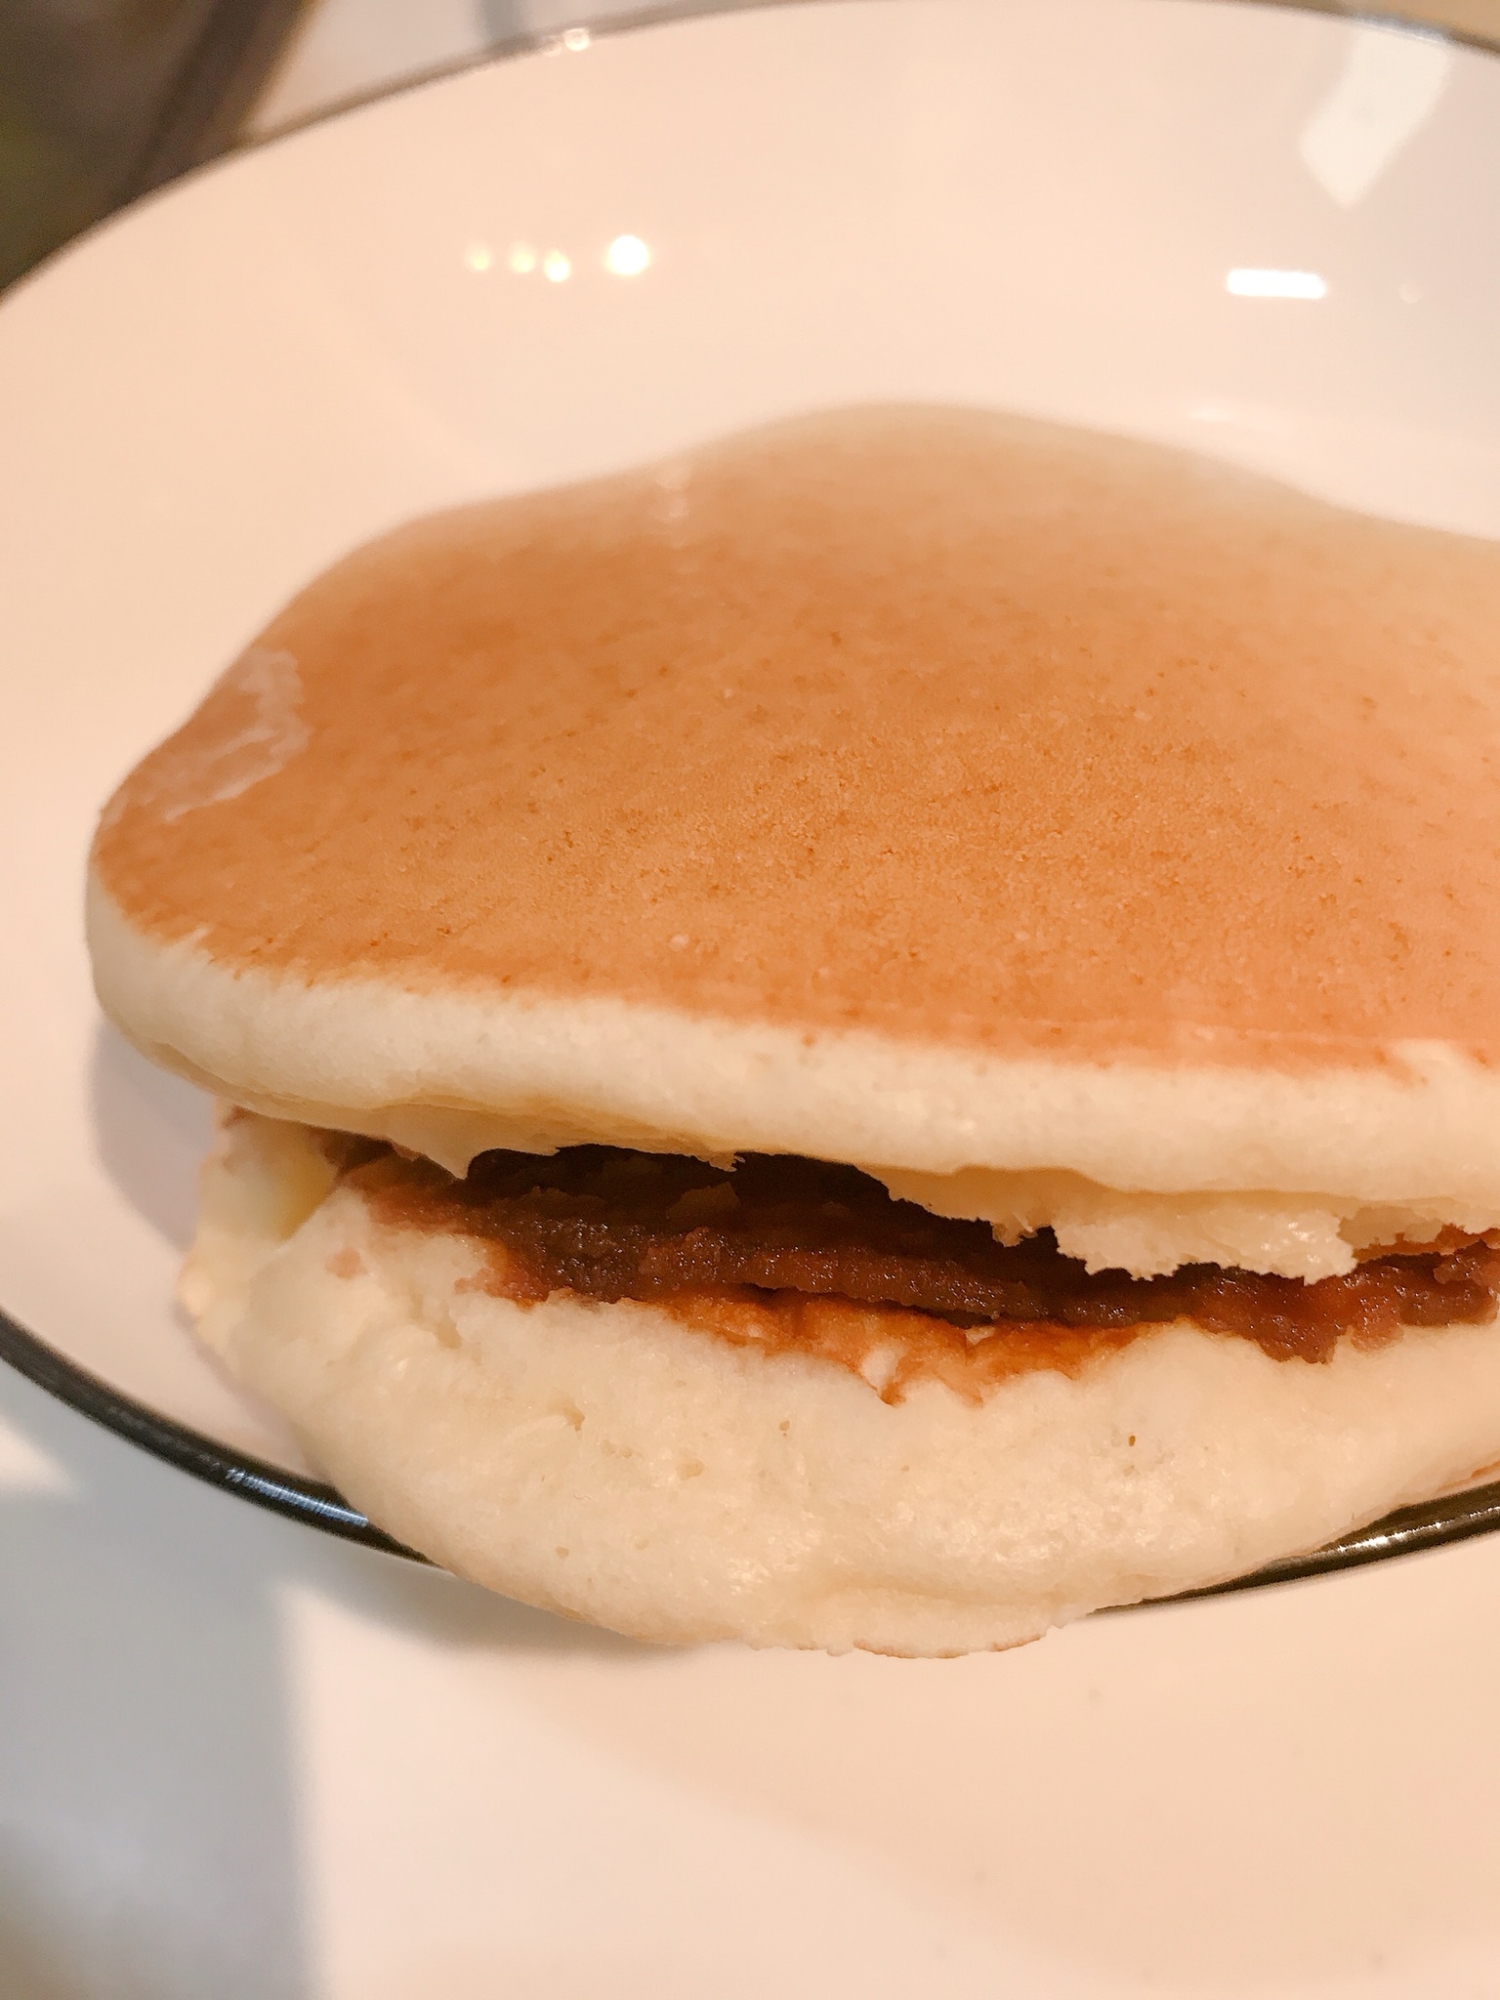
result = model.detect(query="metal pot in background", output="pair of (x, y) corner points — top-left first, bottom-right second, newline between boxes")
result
(0, 0), (303, 288)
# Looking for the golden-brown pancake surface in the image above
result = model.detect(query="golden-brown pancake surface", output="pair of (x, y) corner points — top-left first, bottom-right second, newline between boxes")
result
(93, 405), (1500, 1070)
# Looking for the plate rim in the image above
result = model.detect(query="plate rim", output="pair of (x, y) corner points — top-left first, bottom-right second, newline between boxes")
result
(239, 0), (1500, 169)
(5, 0), (1498, 316)
(6, 0), (1500, 1604)
(0, 1302), (421, 1558)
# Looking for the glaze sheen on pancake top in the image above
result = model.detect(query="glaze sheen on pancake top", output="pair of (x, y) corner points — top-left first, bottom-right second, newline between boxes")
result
(93, 405), (1500, 1066)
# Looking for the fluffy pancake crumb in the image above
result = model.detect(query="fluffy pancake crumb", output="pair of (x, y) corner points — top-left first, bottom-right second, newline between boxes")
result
(180, 1110), (1500, 1654)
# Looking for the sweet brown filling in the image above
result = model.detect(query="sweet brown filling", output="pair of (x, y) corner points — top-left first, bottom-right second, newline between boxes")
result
(340, 1142), (1500, 1370)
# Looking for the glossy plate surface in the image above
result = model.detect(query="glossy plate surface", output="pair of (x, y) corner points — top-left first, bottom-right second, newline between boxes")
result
(2, 0), (1499, 1583)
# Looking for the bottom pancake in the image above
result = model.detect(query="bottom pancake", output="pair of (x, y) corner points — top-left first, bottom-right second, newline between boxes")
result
(183, 1112), (1500, 1654)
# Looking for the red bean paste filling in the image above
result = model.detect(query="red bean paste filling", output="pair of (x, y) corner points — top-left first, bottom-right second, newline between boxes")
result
(348, 1143), (1500, 1365)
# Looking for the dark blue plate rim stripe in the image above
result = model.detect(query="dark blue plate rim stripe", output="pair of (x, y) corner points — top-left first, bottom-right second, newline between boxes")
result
(0, 1303), (424, 1559)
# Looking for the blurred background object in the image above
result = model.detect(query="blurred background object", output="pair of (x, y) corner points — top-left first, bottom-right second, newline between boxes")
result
(0, 0), (301, 288)
(0, 0), (682, 290)
(2, 0), (1499, 289)
(243, 0), (702, 136)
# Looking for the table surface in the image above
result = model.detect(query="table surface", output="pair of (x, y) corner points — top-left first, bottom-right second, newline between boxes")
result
(13, 1346), (1500, 1998)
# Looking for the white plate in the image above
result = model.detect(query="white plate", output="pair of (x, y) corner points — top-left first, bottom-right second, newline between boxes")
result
(4, 0), (1499, 1480)
(6, 6), (1500, 1993)
(3, 0), (1500, 1479)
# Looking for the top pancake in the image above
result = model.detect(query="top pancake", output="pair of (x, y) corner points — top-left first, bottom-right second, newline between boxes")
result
(88, 405), (1500, 1202)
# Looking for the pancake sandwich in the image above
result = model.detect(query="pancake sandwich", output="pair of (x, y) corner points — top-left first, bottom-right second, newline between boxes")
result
(87, 405), (1500, 1654)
